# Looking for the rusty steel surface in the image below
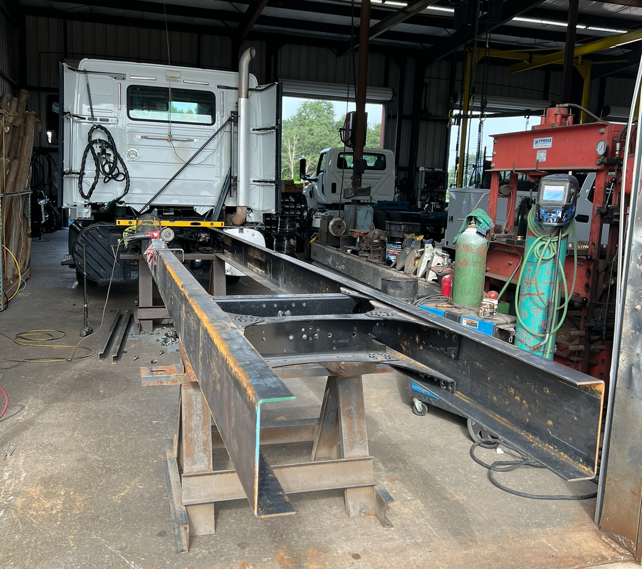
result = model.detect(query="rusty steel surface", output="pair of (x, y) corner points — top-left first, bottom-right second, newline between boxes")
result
(213, 229), (604, 481)
(599, 187), (642, 559)
(146, 244), (295, 518)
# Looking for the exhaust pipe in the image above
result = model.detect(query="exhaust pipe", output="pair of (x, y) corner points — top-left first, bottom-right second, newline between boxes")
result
(231, 47), (256, 226)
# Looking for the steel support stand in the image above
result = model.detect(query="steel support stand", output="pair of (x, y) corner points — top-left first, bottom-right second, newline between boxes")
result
(150, 353), (393, 554)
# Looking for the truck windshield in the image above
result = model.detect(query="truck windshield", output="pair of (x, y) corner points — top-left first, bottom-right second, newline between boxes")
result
(337, 153), (386, 171)
(128, 86), (216, 125)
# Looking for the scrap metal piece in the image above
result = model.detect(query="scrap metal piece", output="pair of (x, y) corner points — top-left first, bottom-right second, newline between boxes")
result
(98, 310), (122, 361)
(111, 310), (133, 364)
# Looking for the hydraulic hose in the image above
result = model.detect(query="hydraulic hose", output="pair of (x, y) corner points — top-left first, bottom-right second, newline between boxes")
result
(514, 208), (577, 358)
(556, 103), (602, 123)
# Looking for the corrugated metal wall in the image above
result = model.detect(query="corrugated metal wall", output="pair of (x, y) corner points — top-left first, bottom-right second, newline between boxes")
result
(22, 13), (638, 171)
(0, 4), (19, 97)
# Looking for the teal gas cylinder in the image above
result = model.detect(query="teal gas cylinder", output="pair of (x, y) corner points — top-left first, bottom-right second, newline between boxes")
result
(452, 222), (488, 307)
(514, 227), (568, 359)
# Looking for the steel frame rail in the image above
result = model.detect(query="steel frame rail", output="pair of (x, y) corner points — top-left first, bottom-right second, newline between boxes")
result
(213, 229), (604, 481)
(145, 231), (604, 549)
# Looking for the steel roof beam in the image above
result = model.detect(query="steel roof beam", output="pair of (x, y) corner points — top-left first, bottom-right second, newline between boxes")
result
(236, 0), (270, 42)
(420, 0), (548, 64)
(509, 26), (642, 72)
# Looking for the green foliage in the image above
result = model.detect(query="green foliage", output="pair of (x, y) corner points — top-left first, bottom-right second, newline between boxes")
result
(448, 153), (479, 188)
(281, 100), (382, 181)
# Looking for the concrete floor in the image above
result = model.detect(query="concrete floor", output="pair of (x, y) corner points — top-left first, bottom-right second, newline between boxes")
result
(0, 229), (635, 569)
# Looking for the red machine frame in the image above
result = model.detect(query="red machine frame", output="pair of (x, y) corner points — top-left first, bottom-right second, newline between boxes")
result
(485, 108), (629, 381)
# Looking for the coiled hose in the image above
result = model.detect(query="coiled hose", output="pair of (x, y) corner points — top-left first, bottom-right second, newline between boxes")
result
(78, 124), (130, 206)
(514, 207), (577, 358)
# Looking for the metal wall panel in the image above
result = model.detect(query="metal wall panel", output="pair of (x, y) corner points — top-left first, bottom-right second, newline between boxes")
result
(0, 9), (18, 95)
(276, 44), (386, 87)
(200, 35), (232, 70)
(416, 121), (448, 170)
(603, 76), (635, 107)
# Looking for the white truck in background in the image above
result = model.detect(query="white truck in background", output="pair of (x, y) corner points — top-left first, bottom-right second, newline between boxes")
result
(59, 50), (280, 284)
(303, 147), (396, 209)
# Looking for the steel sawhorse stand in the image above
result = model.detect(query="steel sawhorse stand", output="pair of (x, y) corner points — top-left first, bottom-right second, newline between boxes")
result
(142, 348), (394, 553)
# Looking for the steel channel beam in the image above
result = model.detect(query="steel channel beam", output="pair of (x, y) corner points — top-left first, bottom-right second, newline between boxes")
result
(181, 457), (375, 505)
(211, 418), (319, 449)
(146, 245), (295, 517)
(214, 230), (604, 481)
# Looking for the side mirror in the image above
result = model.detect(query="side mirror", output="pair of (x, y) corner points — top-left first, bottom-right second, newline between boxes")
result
(299, 158), (307, 180)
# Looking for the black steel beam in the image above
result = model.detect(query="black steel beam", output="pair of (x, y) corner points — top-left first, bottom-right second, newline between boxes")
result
(420, 0), (548, 64)
(350, 0), (442, 53)
(214, 230), (604, 481)
(562, 0), (580, 103)
(237, 0), (270, 42)
(147, 245), (295, 518)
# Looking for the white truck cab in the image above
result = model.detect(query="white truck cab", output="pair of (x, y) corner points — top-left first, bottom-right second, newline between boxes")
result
(60, 58), (280, 222)
(305, 147), (395, 209)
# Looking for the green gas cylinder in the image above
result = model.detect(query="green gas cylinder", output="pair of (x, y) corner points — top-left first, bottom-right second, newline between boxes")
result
(452, 222), (488, 307)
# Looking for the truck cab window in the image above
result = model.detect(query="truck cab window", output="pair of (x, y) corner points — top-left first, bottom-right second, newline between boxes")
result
(338, 153), (386, 171)
(128, 86), (216, 125)
(317, 153), (327, 174)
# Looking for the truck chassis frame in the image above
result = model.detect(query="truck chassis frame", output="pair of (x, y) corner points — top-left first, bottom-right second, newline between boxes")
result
(142, 229), (604, 552)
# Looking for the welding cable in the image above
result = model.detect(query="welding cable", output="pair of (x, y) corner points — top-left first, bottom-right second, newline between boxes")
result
(0, 387), (7, 420)
(0, 330), (95, 363)
(470, 439), (597, 501)
(2, 244), (21, 302)
(513, 208), (577, 358)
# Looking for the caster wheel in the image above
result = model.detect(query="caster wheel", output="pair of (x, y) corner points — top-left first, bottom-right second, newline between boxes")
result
(467, 418), (500, 448)
(412, 399), (428, 417)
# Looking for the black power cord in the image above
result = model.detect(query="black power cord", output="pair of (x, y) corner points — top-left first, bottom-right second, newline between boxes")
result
(470, 438), (598, 501)
(78, 124), (130, 205)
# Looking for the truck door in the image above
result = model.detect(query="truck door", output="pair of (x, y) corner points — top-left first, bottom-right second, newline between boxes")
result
(60, 63), (123, 218)
(246, 82), (281, 220)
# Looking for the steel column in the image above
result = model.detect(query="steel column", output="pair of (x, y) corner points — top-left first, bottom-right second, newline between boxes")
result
(562, 0), (579, 103)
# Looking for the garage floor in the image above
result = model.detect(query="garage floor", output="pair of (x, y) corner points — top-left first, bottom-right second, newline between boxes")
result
(0, 230), (635, 569)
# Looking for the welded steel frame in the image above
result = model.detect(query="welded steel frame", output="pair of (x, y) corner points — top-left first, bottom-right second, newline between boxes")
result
(145, 232), (604, 552)
(213, 231), (604, 481)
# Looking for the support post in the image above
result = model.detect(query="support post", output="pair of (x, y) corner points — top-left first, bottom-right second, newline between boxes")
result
(562, 0), (579, 104)
(208, 256), (227, 296)
(577, 64), (592, 124)
(456, 50), (473, 188)
(408, 58), (427, 178)
(311, 362), (390, 521)
(393, 57), (406, 174)
(353, 0), (371, 191)
(180, 383), (215, 536)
